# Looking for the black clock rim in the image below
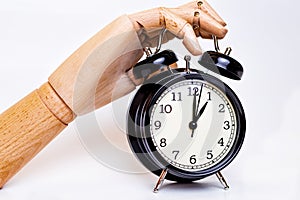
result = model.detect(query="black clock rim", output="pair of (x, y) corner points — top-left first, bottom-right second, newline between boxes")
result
(127, 69), (246, 182)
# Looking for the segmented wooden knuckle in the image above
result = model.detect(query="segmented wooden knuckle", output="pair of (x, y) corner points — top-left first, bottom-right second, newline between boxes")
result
(158, 7), (167, 27)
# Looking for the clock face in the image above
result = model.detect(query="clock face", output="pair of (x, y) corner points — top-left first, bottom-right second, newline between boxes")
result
(150, 79), (237, 172)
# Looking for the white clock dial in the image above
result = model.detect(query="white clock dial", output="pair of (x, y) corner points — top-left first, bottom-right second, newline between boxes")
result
(150, 79), (237, 171)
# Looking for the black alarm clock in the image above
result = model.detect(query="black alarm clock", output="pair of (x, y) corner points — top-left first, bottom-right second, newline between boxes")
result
(127, 45), (246, 192)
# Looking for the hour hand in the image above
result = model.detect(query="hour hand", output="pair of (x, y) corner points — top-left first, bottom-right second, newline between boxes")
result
(195, 101), (208, 122)
(190, 101), (208, 137)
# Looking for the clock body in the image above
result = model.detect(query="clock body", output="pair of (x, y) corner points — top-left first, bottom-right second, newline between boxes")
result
(127, 69), (246, 182)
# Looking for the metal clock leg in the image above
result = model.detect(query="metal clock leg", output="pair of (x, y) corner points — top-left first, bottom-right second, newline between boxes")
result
(216, 171), (230, 190)
(153, 168), (168, 193)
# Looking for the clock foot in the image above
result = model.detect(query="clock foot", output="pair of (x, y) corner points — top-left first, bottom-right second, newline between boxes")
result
(216, 171), (229, 190)
(153, 168), (168, 193)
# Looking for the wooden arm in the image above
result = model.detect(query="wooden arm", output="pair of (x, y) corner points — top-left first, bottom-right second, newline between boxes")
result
(0, 59), (150, 189)
(0, 15), (142, 188)
(0, 83), (75, 188)
(0, 64), (153, 189)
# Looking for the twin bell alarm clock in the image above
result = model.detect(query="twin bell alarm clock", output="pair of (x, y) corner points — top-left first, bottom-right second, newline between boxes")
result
(126, 36), (246, 192)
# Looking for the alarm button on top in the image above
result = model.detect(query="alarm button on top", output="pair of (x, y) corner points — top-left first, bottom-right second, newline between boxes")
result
(198, 51), (243, 80)
(132, 50), (178, 79)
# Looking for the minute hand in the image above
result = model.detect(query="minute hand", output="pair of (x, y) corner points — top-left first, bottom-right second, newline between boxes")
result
(195, 101), (208, 122)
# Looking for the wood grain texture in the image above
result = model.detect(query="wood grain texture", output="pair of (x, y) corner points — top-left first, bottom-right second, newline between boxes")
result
(0, 83), (75, 188)
(49, 15), (143, 115)
(0, 16), (144, 188)
(37, 83), (76, 125)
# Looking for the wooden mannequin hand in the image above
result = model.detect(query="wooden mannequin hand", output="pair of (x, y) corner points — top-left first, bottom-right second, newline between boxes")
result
(0, 1), (228, 188)
(129, 0), (228, 55)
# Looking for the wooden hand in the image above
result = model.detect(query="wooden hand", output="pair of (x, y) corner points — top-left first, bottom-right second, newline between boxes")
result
(0, 1), (228, 188)
(129, 0), (228, 55)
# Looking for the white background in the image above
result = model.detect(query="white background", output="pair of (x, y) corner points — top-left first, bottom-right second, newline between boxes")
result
(0, 0), (300, 199)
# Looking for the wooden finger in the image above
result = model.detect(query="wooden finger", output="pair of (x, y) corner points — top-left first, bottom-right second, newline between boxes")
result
(182, 23), (202, 55)
(175, 1), (226, 26)
(160, 7), (202, 55)
(169, 8), (227, 39)
(192, 15), (216, 39)
(188, 9), (227, 39)
(200, 0), (226, 26)
(192, 15), (201, 37)
(199, 30), (213, 39)
(197, 11), (227, 39)
(159, 7), (187, 38)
